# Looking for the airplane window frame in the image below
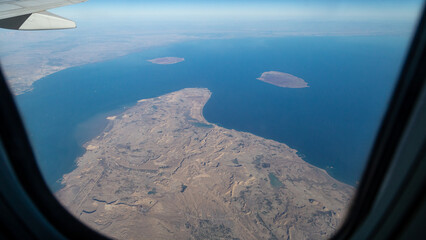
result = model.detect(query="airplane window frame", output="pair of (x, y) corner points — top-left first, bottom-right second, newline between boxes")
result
(332, 5), (426, 239)
(0, 64), (108, 239)
(0, 6), (425, 240)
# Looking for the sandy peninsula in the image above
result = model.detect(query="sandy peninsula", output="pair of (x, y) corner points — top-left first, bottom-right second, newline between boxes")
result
(57, 88), (352, 240)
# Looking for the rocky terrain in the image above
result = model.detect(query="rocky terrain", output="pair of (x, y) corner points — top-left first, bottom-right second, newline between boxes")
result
(56, 88), (353, 240)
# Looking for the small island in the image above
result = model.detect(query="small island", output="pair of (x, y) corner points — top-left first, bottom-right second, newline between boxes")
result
(257, 71), (308, 88)
(147, 57), (184, 65)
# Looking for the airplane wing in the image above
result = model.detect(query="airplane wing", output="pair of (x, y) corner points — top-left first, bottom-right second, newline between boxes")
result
(0, 0), (86, 30)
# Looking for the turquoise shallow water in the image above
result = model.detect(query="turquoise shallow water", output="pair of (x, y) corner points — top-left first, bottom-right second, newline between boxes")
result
(16, 36), (410, 191)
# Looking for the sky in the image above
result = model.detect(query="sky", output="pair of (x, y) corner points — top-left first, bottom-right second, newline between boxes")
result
(53, 0), (423, 23)
(41, 0), (423, 38)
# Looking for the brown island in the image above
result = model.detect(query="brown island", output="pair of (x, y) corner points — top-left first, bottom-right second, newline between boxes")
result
(147, 57), (184, 64)
(56, 88), (352, 240)
(257, 71), (308, 88)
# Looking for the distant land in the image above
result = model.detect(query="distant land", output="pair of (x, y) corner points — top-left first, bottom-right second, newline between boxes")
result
(257, 71), (308, 88)
(148, 57), (184, 64)
(1, 24), (402, 95)
(57, 88), (353, 240)
(0, 30), (194, 95)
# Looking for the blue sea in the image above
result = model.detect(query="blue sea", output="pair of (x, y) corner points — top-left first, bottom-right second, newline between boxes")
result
(16, 36), (410, 191)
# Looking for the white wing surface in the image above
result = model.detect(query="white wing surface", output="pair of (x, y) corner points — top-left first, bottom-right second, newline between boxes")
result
(0, 0), (86, 30)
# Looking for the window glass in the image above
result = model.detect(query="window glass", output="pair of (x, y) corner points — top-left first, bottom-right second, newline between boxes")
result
(0, 0), (423, 239)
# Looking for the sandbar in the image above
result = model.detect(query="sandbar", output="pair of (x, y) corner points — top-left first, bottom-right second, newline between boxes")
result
(147, 57), (184, 65)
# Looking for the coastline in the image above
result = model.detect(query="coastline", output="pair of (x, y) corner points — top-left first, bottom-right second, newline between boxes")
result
(57, 87), (354, 239)
(70, 88), (353, 190)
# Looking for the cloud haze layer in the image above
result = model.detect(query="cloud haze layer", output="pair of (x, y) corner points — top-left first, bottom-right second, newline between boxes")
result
(56, 1), (421, 21)
(0, 0), (422, 94)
